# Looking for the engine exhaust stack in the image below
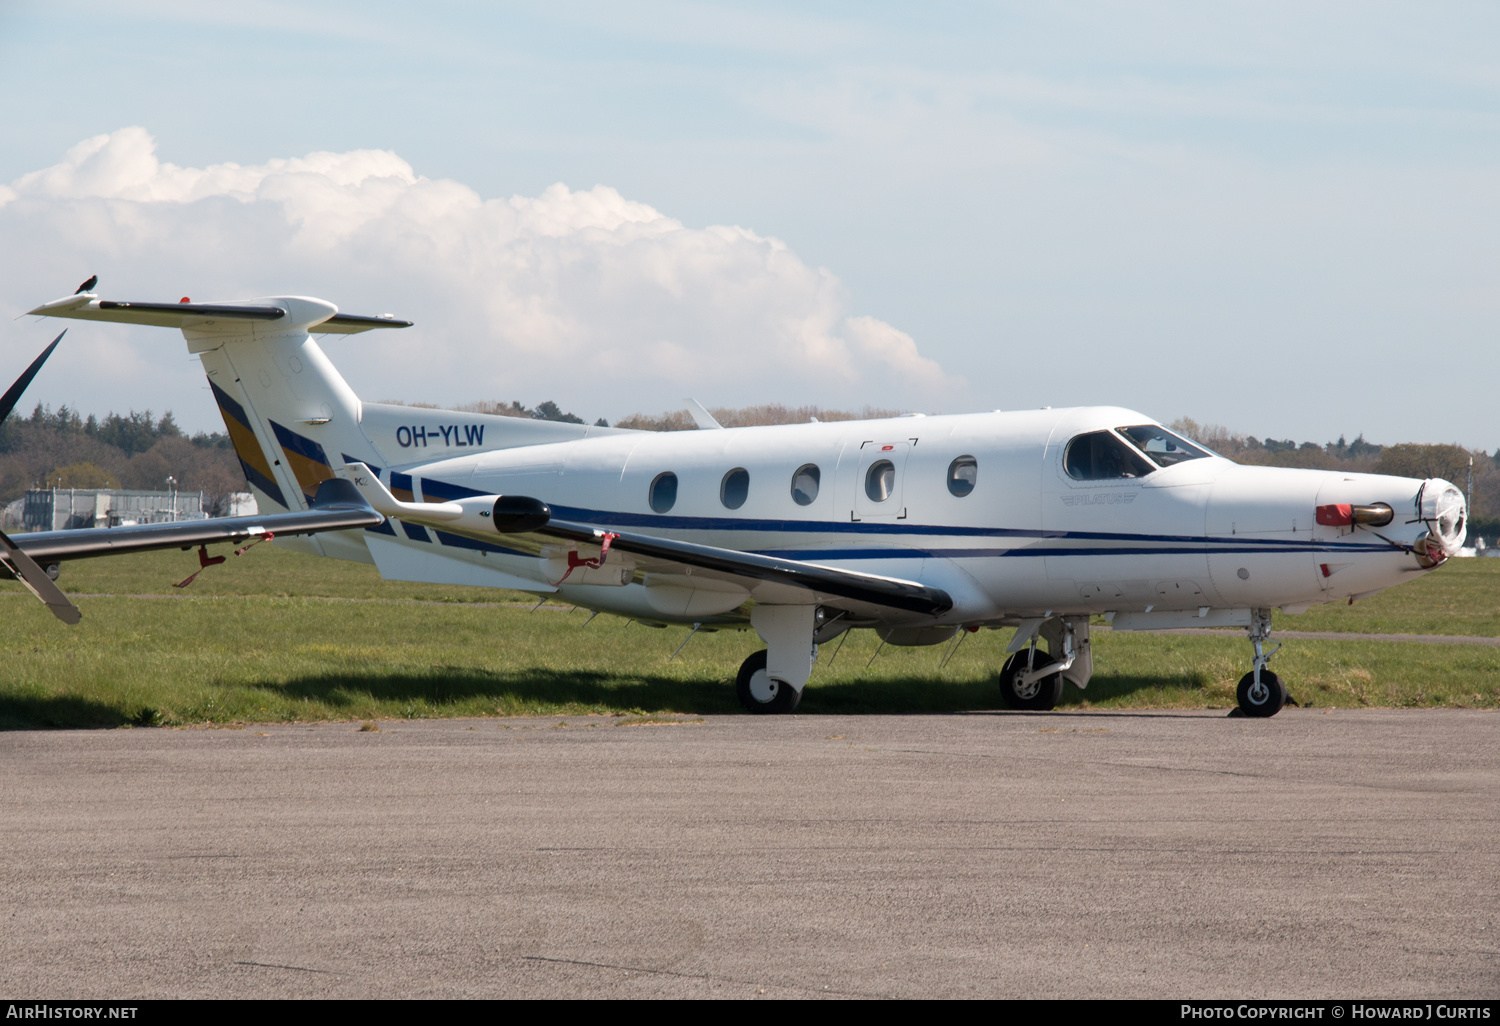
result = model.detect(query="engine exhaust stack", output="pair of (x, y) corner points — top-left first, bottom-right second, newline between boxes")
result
(1315, 503), (1394, 527)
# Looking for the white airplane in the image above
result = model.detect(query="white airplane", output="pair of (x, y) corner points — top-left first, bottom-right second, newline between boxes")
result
(14, 289), (1469, 718)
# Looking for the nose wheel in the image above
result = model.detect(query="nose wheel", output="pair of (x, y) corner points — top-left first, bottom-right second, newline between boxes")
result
(1236, 668), (1286, 717)
(1237, 609), (1287, 717)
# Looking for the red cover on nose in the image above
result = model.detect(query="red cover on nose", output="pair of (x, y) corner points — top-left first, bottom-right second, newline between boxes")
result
(1316, 504), (1354, 526)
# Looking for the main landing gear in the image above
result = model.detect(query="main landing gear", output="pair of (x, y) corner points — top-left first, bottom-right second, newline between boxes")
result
(736, 649), (801, 714)
(998, 647), (1063, 711)
(996, 618), (1091, 711)
(1236, 608), (1289, 718)
(735, 605), (819, 714)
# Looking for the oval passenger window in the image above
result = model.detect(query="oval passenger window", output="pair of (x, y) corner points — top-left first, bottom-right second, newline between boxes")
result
(947, 455), (977, 497)
(649, 472), (678, 513)
(865, 460), (896, 502)
(791, 464), (820, 506)
(721, 467), (749, 510)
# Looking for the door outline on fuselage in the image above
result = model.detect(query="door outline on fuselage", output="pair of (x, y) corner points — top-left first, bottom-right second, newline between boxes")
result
(840, 439), (915, 521)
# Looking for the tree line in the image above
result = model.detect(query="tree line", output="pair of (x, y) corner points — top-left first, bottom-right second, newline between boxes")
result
(0, 403), (244, 515)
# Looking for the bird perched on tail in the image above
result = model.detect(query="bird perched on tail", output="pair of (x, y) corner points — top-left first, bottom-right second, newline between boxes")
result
(74, 274), (97, 295)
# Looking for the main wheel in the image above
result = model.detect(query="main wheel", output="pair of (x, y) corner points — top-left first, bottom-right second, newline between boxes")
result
(998, 649), (1063, 711)
(1236, 669), (1286, 718)
(735, 649), (802, 714)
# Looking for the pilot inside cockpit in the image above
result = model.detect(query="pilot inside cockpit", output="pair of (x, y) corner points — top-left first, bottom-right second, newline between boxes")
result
(1064, 425), (1211, 481)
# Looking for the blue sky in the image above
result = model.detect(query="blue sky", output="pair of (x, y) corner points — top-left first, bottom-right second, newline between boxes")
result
(1, 1), (1497, 443)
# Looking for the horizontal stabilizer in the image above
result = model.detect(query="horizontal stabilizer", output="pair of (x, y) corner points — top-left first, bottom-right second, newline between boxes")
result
(27, 294), (412, 334)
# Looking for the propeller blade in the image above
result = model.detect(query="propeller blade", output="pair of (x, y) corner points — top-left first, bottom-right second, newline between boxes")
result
(0, 330), (65, 426)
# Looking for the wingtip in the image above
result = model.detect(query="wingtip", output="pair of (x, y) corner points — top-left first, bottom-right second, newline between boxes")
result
(27, 294), (94, 317)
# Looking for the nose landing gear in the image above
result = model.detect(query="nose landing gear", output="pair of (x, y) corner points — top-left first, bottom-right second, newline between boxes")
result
(1236, 608), (1287, 717)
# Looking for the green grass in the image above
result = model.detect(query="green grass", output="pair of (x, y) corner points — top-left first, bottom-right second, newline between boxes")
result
(39, 541), (535, 604)
(1273, 556), (1500, 636)
(1, 547), (1497, 728)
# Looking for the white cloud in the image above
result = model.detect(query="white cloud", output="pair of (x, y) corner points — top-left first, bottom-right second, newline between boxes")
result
(0, 128), (960, 427)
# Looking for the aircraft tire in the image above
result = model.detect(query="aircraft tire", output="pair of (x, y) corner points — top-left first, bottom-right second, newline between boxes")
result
(735, 649), (802, 714)
(1236, 670), (1286, 717)
(998, 650), (1063, 711)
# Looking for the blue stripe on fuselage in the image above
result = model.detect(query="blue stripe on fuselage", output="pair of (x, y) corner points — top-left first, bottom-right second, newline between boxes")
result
(417, 476), (1391, 556)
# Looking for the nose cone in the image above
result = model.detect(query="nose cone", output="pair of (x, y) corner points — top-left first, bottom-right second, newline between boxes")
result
(1421, 478), (1468, 557)
(1317, 472), (1468, 563)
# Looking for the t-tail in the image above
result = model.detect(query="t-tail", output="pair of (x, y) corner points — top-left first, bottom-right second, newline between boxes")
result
(26, 289), (610, 565)
(29, 292), (408, 512)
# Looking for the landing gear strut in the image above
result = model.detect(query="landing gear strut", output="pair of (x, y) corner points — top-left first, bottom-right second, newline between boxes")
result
(736, 605), (818, 714)
(997, 618), (1091, 712)
(1236, 608), (1287, 718)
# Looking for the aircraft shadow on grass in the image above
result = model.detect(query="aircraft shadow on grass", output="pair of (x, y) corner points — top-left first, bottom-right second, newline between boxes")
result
(265, 665), (1215, 716)
(0, 694), (163, 731)
(0, 669), (1212, 729)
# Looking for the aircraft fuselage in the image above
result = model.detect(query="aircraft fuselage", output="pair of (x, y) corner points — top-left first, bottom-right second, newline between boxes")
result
(391, 404), (1458, 630)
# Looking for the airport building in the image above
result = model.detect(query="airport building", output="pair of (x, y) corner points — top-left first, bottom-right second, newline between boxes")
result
(20, 487), (207, 531)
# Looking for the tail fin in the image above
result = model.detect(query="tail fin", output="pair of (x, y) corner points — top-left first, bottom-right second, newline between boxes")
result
(30, 293), (409, 518)
(28, 290), (620, 566)
(188, 297), (384, 513)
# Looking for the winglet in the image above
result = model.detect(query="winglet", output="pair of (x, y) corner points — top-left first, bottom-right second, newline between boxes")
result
(340, 462), (464, 521)
(309, 477), (378, 512)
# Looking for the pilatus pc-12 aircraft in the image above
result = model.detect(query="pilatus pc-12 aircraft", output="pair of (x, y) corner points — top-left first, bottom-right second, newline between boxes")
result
(8, 286), (1469, 718)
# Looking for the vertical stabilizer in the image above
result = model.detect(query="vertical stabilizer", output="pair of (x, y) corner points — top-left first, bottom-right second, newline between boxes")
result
(27, 291), (411, 563)
(184, 298), (386, 518)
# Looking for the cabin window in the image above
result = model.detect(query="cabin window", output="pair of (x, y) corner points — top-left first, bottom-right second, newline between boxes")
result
(1063, 431), (1154, 481)
(865, 460), (896, 502)
(947, 455), (977, 497)
(648, 472), (678, 513)
(1116, 425), (1212, 468)
(721, 467), (749, 510)
(791, 464), (821, 506)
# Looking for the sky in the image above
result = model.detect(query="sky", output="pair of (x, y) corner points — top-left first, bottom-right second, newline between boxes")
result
(0, 1), (1497, 444)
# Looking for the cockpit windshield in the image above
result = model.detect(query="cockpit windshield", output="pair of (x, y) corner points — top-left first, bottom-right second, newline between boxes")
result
(1116, 425), (1213, 468)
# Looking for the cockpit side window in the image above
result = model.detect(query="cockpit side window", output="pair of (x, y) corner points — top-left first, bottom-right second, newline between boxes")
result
(1116, 425), (1212, 468)
(1064, 430), (1156, 481)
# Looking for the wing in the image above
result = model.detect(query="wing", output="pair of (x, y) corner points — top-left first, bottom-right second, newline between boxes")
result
(340, 465), (948, 618)
(4, 479), (383, 623)
(341, 464), (953, 617)
(537, 519), (953, 617)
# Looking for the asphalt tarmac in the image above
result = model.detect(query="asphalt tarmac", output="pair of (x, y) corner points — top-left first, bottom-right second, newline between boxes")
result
(1, 709), (1496, 999)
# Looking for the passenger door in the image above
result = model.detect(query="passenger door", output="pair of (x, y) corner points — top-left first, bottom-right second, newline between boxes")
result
(840, 439), (913, 521)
